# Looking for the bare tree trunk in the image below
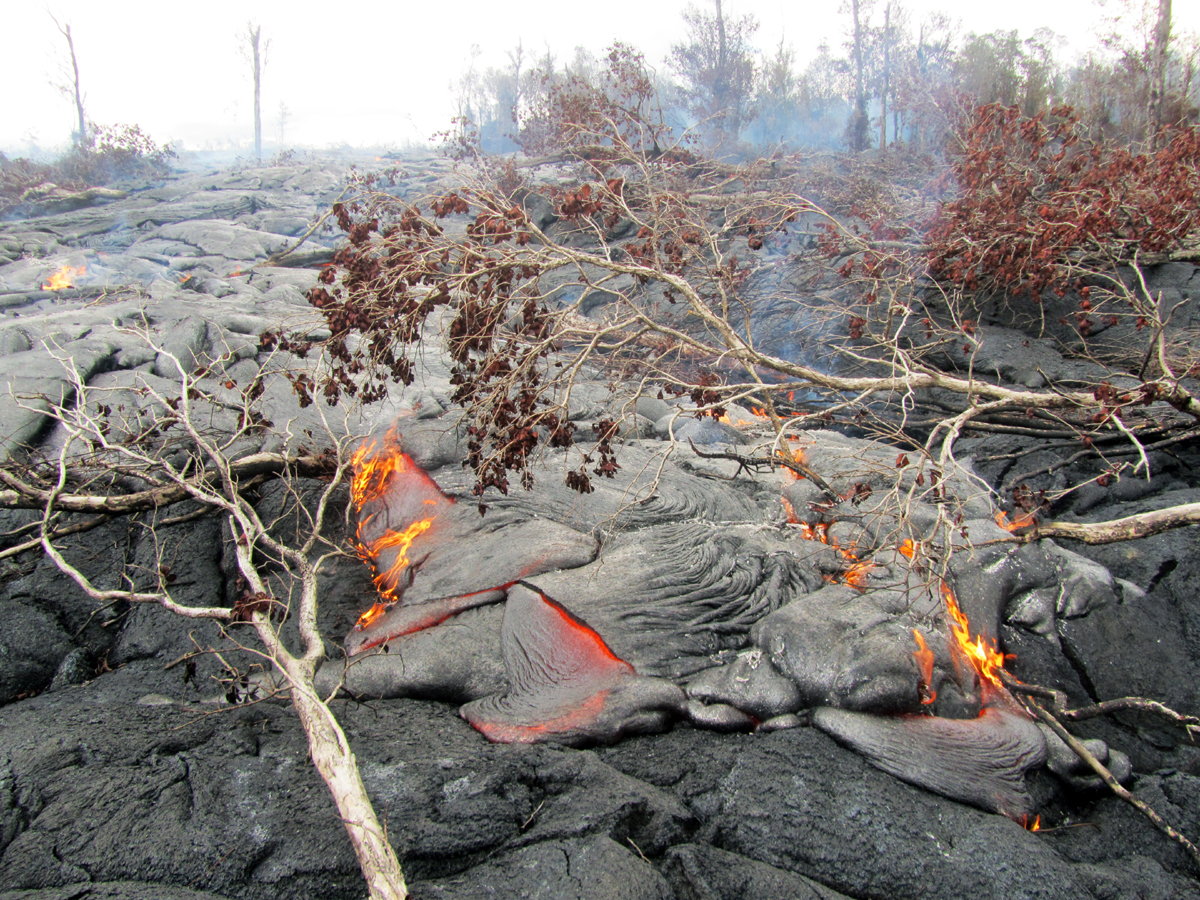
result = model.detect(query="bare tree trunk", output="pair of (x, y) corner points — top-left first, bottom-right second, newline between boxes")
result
(851, 0), (868, 151)
(50, 16), (88, 149)
(1149, 0), (1171, 148)
(248, 24), (264, 163)
(714, 0), (729, 136)
(880, 1), (891, 150)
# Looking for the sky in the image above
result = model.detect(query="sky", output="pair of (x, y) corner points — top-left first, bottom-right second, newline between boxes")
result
(4, 0), (1198, 156)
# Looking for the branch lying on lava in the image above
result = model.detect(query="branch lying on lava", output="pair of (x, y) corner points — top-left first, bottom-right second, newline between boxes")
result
(998, 669), (1200, 866)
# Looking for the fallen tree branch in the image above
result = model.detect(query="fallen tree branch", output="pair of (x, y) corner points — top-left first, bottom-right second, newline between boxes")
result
(1030, 701), (1200, 869)
(1032, 501), (1200, 545)
(0, 452), (335, 515)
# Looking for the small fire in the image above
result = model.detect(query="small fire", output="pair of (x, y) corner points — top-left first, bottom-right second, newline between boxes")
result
(350, 428), (450, 605)
(912, 629), (937, 705)
(369, 518), (434, 596)
(227, 268), (244, 278)
(898, 538), (917, 559)
(781, 442), (808, 481)
(179, 273), (193, 284)
(42, 264), (86, 291)
(941, 581), (1005, 690)
(790, 516), (875, 589)
(1023, 814), (1041, 832)
(350, 429), (409, 509)
(356, 601), (388, 629)
(995, 510), (1037, 533)
(750, 406), (768, 418)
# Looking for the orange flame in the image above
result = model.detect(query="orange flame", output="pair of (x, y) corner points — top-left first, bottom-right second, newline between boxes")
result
(355, 601), (389, 629)
(912, 629), (937, 705)
(898, 538), (917, 559)
(350, 430), (408, 510)
(1023, 814), (1041, 832)
(42, 264), (86, 290)
(995, 510), (1037, 532)
(941, 581), (1005, 690)
(369, 518), (434, 596)
(227, 269), (243, 278)
(781, 443), (808, 481)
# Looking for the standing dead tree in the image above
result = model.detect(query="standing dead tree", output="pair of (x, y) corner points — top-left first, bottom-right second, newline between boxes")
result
(49, 13), (88, 149)
(0, 332), (408, 900)
(244, 23), (267, 163)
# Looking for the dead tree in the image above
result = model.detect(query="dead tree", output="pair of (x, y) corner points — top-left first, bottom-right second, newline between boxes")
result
(49, 13), (88, 149)
(1149, 0), (1172, 147)
(244, 23), (267, 163)
(0, 332), (408, 900)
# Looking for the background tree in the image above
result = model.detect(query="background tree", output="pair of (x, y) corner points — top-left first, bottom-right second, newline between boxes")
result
(49, 13), (88, 150)
(243, 23), (268, 163)
(844, 0), (872, 151)
(669, 0), (759, 149)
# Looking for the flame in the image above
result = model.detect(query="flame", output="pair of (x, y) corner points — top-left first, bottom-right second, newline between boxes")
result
(791, 516), (874, 589)
(355, 601), (389, 630)
(912, 629), (937, 705)
(751, 406), (768, 417)
(995, 510), (1037, 532)
(898, 538), (917, 559)
(227, 268), (243, 278)
(179, 273), (192, 283)
(788, 390), (795, 402)
(350, 428), (449, 604)
(350, 429), (409, 509)
(42, 264), (86, 290)
(369, 517), (434, 596)
(1023, 814), (1041, 832)
(781, 442), (808, 481)
(941, 581), (1005, 690)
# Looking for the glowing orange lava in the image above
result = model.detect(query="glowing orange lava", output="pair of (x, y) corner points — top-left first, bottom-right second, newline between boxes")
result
(42, 264), (86, 290)
(941, 580), (1006, 690)
(788, 513), (875, 589)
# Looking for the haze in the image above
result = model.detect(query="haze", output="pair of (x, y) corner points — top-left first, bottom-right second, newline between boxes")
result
(5, 0), (1198, 155)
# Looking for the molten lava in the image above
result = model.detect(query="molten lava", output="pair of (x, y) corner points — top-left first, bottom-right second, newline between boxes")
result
(784, 506), (875, 589)
(941, 580), (1006, 690)
(42, 264), (86, 290)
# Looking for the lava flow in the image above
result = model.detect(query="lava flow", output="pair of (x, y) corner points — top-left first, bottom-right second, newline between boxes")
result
(42, 264), (86, 290)
(349, 428), (448, 616)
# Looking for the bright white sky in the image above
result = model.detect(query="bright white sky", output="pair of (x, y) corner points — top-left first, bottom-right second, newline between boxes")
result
(4, 0), (1197, 156)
